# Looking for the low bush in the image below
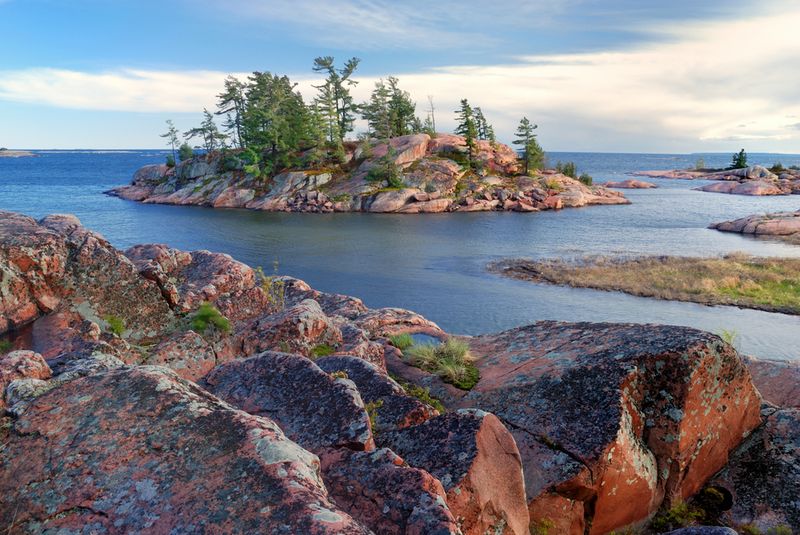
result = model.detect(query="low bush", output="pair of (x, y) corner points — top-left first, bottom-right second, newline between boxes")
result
(190, 302), (231, 335)
(389, 333), (414, 350)
(256, 262), (286, 313)
(405, 338), (480, 390)
(650, 501), (701, 532)
(770, 162), (785, 174)
(555, 161), (577, 179)
(578, 172), (593, 186)
(104, 315), (126, 337)
(165, 154), (176, 168)
(178, 143), (194, 162)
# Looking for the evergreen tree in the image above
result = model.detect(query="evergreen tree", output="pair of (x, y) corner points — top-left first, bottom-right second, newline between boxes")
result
(731, 148), (748, 169)
(474, 107), (495, 142)
(184, 109), (227, 152)
(312, 56), (360, 143)
(160, 119), (179, 166)
(387, 77), (417, 137)
(513, 117), (539, 174)
(454, 99), (478, 167)
(361, 79), (392, 140)
(216, 76), (247, 149)
(426, 95), (436, 133)
(242, 72), (312, 173)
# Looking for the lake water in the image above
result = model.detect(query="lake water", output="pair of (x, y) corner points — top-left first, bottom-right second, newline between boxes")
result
(2, 150), (800, 359)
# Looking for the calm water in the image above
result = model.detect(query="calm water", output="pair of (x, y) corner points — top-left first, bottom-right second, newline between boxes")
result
(2, 150), (800, 359)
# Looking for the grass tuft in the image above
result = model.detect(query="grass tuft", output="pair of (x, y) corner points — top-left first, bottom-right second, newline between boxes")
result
(389, 333), (414, 350)
(104, 315), (126, 337)
(310, 343), (335, 359)
(190, 302), (231, 335)
(405, 338), (480, 390)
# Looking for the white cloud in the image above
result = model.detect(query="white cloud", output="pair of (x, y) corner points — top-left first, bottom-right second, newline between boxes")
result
(1, 4), (799, 151)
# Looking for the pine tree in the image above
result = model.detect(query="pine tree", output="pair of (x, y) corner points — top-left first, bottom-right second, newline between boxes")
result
(513, 117), (539, 174)
(216, 76), (247, 149)
(312, 56), (360, 143)
(361, 79), (392, 140)
(387, 77), (417, 137)
(160, 119), (179, 166)
(474, 107), (495, 142)
(731, 148), (748, 169)
(454, 99), (478, 167)
(184, 109), (227, 152)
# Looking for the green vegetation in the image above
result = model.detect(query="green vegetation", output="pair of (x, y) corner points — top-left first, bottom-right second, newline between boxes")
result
(329, 370), (349, 380)
(454, 99), (478, 169)
(189, 302), (231, 335)
(256, 261), (286, 313)
(695, 157), (706, 170)
(160, 119), (180, 166)
(366, 146), (404, 188)
(493, 254), (800, 315)
(0, 340), (12, 354)
(393, 378), (446, 413)
(650, 501), (701, 532)
(405, 337), (480, 390)
(543, 177), (563, 191)
(529, 518), (556, 535)
(361, 76), (420, 139)
(513, 117), (542, 175)
(578, 172), (593, 186)
(555, 161), (578, 179)
(310, 343), (335, 358)
(388, 332), (414, 350)
(104, 315), (126, 337)
(473, 107), (495, 143)
(365, 399), (384, 431)
(741, 525), (793, 535)
(731, 148), (748, 169)
(718, 329), (739, 348)
(178, 143), (194, 161)
(769, 162), (785, 174)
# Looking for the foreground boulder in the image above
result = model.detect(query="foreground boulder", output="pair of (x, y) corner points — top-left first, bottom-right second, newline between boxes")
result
(381, 410), (529, 535)
(0, 350), (51, 410)
(389, 322), (763, 534)
(0, 366), (371, 534)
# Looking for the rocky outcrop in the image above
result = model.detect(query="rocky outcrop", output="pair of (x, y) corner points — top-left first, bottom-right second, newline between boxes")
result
(710, 211), (800, 244)
(636, 166), (800, 196)
(602, 179), (658, 189)
(0, 149), (36, 158)
(711, 407), (799, 532)
(0, 365), (372, 534)
(1, 211), (788, 534)
(108, 134), (628, 214)
(743, 356), (800, 408)
(389, 322), (764, 534)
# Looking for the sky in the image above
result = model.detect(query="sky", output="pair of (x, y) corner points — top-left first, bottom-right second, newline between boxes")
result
(1, 0), (799, 152)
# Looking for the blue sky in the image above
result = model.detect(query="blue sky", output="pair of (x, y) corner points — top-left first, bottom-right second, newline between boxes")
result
(1, 0), (799, 152)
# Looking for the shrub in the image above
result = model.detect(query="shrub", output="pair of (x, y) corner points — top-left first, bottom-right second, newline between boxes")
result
(555, 161), (577, 179)
(578, 172), (593, 186)
(365, 399), (384, 431)
(190, 302), (231, 335)
(331, 193), (351, 203)
(650, 501), (701, 532)
(165, 154), (176, 168)
(367, 148), (404, 189)
(256, 262), (286, 313)
(178, 143), (194, 162)
(718, 329), (739, 349)
(398, 381), (445, 413)
(424, 182), (437, 193)
(544, 177), (563, 191)
(104, 315), (126, 337)
(389, 333), (414, 350)
(770, 162), (785, 174)
(530, 518), (556, 535)
(0, 340), (12, 355)
(239, 147), (260, 165)
(730, 148), (748, 169)
(222, 153), (242, 171)
(310, 343), (334, 358)
(405, 338), (480, 390)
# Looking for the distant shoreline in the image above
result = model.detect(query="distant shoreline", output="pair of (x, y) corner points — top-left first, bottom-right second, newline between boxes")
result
(0, 149), (36, 158)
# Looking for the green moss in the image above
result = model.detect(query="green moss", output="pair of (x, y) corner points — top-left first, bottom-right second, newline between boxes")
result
(405, 338), (480, 390)
(365, 399), (384, 431)
(310, 343), (335, 358)
(0, 340), (12, 355)
(529, 518), (555, 535)
(189, 302), (231, 335)
(389, 333), (414, 350)
(104, 315), (126, 337)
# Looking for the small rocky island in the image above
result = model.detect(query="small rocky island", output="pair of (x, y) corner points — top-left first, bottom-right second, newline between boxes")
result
(634, 165), (800, 196)
(711, 210), (800, 244)
(0, 148), (35, 158)
(108, 133), (628, 214)
(1, 210), (797, 534)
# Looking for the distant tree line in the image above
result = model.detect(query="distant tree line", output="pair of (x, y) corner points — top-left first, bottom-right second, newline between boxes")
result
(160, 56), (548, 177)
